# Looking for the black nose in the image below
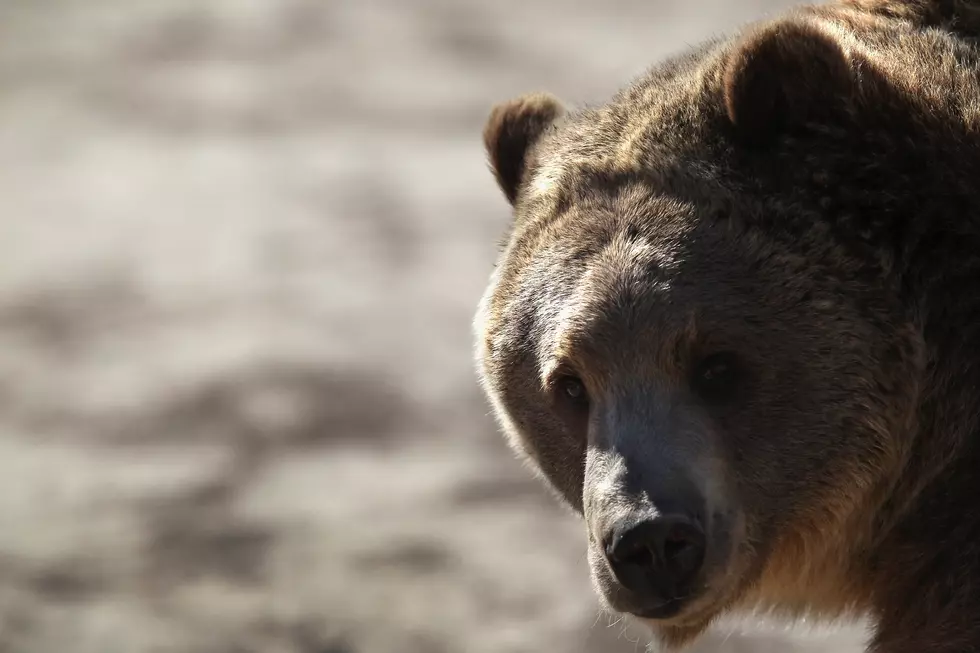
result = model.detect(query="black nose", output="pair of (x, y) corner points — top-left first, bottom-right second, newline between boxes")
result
(604, 514), (706, 611)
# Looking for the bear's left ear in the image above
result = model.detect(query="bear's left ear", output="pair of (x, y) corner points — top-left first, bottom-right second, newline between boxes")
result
(722, 20), (863, 143)
(483, 93), (565, 206)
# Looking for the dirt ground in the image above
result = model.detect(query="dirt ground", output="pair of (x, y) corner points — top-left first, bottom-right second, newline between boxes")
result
(0, 1), (870, 651)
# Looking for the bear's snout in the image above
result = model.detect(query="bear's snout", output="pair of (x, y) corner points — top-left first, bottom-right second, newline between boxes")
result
(583, 423), (736, 623)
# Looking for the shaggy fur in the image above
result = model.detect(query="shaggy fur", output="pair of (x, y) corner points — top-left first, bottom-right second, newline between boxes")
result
(475, 1), (980, 651)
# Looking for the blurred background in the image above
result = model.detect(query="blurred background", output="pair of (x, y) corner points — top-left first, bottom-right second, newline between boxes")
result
(0, 1), (870, 651)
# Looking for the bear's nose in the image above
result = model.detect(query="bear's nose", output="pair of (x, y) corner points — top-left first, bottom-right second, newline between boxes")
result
(604, 514), (706, 615)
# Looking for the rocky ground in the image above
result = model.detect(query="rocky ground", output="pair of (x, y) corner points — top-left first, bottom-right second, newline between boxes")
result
(0, 1), (868, 651)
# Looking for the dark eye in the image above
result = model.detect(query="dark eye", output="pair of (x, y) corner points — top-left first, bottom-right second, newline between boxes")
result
(554, 375), (589, 410)
(691, 352), (742, 404)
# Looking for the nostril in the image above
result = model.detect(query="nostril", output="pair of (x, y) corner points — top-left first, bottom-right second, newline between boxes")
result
(663, 530), (691, 561)
(662, 524), (705, 577)
(609, 536), (656, 568)
(664, 523), (699, 553)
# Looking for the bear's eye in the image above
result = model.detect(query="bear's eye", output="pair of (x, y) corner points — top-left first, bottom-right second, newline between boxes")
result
(691, 353), (741, 404)
(554, 375), (590, 411)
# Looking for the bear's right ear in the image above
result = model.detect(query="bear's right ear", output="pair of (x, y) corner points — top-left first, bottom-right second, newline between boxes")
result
(483, 93), (565, 206)
(722, 19), (862, 144)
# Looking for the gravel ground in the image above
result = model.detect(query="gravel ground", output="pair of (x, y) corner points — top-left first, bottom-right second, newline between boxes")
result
(0, 1), (868, 651)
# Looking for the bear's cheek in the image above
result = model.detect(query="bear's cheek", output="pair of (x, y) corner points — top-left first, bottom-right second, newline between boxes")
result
(528, 430), (588, 512)
(713, 400), (858, 535)
(486, 363), (589, 511)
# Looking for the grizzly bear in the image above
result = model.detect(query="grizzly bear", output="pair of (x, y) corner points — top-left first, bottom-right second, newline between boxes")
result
(474, 1), (980, 651)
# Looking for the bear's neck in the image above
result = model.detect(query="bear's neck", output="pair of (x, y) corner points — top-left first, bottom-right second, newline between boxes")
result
(862, 433), (980, 652)
(861, 278), (980, 651)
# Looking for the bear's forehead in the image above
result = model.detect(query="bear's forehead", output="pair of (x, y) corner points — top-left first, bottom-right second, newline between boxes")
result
(513, 208), (706, 375)
(546, 233), (681, 340)
(522, 91), (732, 222)
(515, 180), (699, 276)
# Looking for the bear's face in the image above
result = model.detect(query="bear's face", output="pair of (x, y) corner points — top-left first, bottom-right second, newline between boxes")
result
(476, 11), (924, 646)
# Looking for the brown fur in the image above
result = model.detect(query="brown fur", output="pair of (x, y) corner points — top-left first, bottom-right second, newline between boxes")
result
(844, 0), (980, 33)
(475, 1), (980, 651)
